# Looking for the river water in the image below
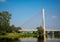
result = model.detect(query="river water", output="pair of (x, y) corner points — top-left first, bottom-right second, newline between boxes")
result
(0, 36), (60, 42)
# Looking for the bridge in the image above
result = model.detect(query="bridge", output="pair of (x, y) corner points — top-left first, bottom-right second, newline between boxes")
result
(19, 29), (60, 32)
(46, 29), (60, 32)
(20, 8), (60, 40)
(19, 29), (37, 32)
(20, 8), (60, 32)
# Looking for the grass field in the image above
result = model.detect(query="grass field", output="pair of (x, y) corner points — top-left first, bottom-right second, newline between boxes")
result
(0, 33), (38, 39)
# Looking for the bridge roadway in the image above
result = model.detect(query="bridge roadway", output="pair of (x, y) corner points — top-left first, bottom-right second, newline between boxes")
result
(19, 29), (60, 32)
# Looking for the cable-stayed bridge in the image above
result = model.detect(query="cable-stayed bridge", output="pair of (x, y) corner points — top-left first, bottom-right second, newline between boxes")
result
(19, 8), (60, 39)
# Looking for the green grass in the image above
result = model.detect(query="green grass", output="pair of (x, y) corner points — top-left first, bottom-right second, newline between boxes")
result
(0, 33), (38, 39)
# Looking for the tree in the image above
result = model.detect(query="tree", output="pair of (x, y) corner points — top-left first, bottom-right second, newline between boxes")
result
(0, 11), (11, 34)
(37, 26), (44, 38)
(7, 25), (22, 33)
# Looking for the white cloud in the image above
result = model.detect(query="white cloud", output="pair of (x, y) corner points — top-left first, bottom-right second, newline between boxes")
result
(52, 16), (57, 19)
(0, 0), (6, 2)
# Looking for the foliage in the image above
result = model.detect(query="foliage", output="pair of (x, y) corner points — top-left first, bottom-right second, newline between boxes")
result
(0, 33), (38, 38)
(37, 26), (44, 38)
(0, 11), (22, 35)
(0, 11), (11, 34)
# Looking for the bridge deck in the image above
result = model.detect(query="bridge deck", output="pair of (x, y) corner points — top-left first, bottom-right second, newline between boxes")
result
(19, 29), (60, 32)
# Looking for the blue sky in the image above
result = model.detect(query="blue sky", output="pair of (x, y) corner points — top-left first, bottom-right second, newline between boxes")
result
(0, 0), (60, 30)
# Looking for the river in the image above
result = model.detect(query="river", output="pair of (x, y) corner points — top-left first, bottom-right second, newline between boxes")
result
(0, 35), (60, 42)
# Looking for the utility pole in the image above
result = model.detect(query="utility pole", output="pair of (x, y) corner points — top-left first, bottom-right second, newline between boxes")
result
(42, 8), (46, 41)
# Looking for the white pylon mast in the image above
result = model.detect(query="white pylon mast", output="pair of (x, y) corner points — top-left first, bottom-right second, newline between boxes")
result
(42, 8), (46, 40)
(42, 8), (45, 33)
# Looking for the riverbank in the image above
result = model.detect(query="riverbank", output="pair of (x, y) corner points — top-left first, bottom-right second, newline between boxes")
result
(0, 33), (37, 39)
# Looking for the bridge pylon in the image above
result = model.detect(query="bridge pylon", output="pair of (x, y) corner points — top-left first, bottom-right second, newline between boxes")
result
(42, 8), (46, 41)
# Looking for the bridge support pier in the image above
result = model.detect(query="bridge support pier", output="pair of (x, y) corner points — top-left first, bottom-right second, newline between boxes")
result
(52, 31), (54, 39)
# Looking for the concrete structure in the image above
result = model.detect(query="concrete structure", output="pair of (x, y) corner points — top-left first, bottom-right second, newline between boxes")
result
(42, 8), (46, 41)
(46, 29), (60, 39)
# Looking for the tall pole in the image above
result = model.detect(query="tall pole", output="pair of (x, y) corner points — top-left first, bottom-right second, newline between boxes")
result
(42, 8), (46, 41)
